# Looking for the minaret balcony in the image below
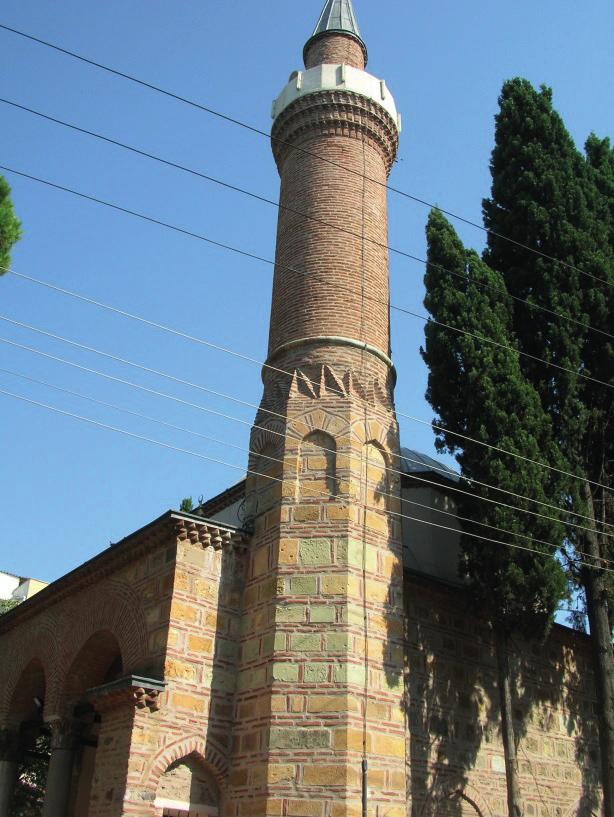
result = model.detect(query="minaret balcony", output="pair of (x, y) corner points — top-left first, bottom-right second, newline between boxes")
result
(272, 63), (402, 133)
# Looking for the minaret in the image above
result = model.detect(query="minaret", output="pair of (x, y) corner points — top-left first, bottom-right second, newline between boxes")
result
(228, 2), (406, 816)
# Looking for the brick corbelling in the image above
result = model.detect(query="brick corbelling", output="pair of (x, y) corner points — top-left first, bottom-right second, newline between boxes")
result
(271, 91), (399, 174)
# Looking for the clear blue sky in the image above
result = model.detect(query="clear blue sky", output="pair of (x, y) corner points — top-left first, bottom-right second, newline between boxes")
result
(0, 1), (612, 583)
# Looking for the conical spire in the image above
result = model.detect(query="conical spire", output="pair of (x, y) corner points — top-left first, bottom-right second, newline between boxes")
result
(304, 0), (368, 66)
(313, 0), (362, 40)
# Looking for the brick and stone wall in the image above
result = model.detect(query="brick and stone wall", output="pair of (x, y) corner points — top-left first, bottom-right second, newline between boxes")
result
(304, 34), (366, 71)
(0, 513), (247, 817)
(405, 575), (602, 817)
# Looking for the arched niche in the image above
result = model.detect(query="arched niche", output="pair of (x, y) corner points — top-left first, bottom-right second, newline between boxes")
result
(62, 630), (124, 817)
(361, 441), (388, 509)
(155, 752), (220, 817)
(300, 430), (337, 499)
(63, 630), (123, 708)
(8, 658), (46, 728)
(6, 659), (49, 816)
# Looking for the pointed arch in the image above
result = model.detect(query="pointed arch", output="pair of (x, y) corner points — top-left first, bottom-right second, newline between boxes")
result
(300, 430), (337, 498)
(143, 733), (229, 791)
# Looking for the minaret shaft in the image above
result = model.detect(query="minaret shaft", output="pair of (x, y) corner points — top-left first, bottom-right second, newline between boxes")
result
(226, 5), (406, 816)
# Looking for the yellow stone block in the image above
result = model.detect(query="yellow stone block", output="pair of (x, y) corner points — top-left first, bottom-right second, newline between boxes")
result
(321, 575), (347, 596)
(282, 482), (297, 498)
(287, 800), (324, 817)
(188, 634), (214, 654)
(174, 570), (189, 591)
(372, 733), (405, 758)
(194, 578), (216, 600)
(326, 504), (350, 521)
(307, 455), (329, 471)
(294, 505), (321, 522)
(173, 692), (205, 713)
(290, 695), (304, 713)
(331, 803), (362, 817)
(303, 765), (357, 786)
(365, 510), (388, 534)
(333, 728), (369, 752)
(307, 695), (347, 713)
(170, 601), (198, 623)
(380, 552), (402, 578)
(366, 700), (389, 721)
(229, 769), (248, 787)
(300, 479), (331, 498)
(268, 764), (296, 784)
(365, 579), (389, 604)
(253, 546), (269, 577)
(270, 695), (286, 712)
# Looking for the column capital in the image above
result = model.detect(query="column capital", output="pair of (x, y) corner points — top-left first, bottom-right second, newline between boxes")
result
(45, 717), (82, 751)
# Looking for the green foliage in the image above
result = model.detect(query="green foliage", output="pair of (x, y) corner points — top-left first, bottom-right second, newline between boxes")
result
(11, 733), (49, 817)
(0, 597), (20, 615)
(0, 175), (21, 275)
(483, 79), (614, 500)
(422, 209), (568, 637)
(179, 496), (194, 512)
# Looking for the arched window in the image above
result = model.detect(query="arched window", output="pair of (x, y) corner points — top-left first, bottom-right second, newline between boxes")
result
(361, 442), (387, 509)
(156, 753), (220, 817)
(300, 431), (337, 499)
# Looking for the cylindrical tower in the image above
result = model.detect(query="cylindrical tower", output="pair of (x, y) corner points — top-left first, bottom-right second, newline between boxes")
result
(266, 11), (401, 400)
(228, 5), (406, 817)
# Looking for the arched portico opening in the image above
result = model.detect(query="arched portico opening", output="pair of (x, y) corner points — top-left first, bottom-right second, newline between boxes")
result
(154, 753), (220, 817)
(43, 630), (123, 817)
(2, 658), (48, 817)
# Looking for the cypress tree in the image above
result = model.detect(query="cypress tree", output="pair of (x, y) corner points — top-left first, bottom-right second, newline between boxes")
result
(0, 175), (21, 275)
(483, 79), (614, 813)
(422, 209), (567, 817)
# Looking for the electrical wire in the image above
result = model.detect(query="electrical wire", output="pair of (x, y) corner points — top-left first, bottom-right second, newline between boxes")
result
(1, 382), (611, 576)
(1, 166), (612, 494)
(2, 97), (612, 344)
(0, 22), (609, 290)
(5, 363), (605, 564)
(2, 329), (613, 542)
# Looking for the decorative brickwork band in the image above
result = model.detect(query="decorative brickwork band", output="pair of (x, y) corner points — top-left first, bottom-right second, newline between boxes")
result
(271, 90), (399, 173)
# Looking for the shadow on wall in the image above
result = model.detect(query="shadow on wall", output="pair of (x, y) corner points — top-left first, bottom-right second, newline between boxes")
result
(404, 578), (498, 817)
(512, 631), (601, 817)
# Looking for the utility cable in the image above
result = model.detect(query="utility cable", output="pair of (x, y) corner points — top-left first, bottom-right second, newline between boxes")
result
(2, 97), (612, 345)
(4, 364), (603, 568)
(1, 383), (611, 576)
(1, 167), (612, 493)
(0, 22), (609, 290)
(2, 328), (612, 542)
(3, 160), (613, 395)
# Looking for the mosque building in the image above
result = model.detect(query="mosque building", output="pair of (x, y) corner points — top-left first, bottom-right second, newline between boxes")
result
(0, 2), (601, 816)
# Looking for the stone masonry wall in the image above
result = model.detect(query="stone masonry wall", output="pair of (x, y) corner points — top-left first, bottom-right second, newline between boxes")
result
(405, 575), (602, 817)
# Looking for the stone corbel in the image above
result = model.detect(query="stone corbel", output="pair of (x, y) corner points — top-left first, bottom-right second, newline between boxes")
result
(86, 675), (166, 715)
(173, 516), (250, 553)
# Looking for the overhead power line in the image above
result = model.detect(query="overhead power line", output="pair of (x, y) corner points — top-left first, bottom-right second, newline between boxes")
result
(2, 96), (612, 346)
(7, 266), (610, 498)
(2, 323), (613, 541)
(5, 364), (601, 564)
(3, 163), (612, 397)
(0, 382), (610, 576)
(0, 22), (609, 290)
(2, 163), (614, 489)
